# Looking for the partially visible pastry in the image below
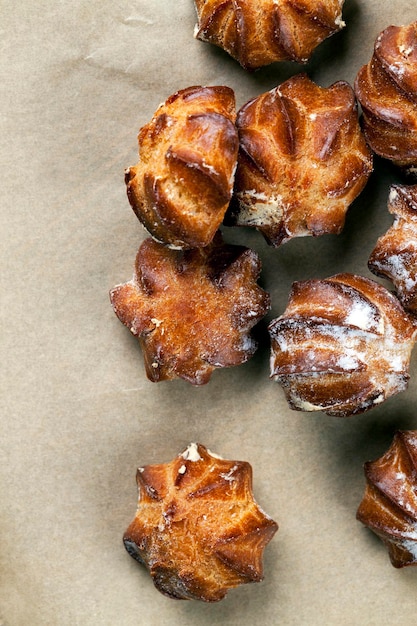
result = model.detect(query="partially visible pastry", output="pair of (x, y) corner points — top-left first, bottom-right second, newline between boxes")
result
(226, 74), (372, 247)
(354, 22), (417, 177)
(109, 233), (270, 385)
(357, 430), (417, 568)
(269, 273), (417, 416)
(369, 184), (417, 314)
(125, 85), (239, 249)
(123, 443), (278, 601)
(193, 0), (346, 70)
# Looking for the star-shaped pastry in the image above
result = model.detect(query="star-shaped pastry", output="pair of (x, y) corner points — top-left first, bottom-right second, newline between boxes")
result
(193, 0), (346, 70)
(226, 74), (372, 247)
(109, 233), (270, 384)
(123, 443), (278, 601)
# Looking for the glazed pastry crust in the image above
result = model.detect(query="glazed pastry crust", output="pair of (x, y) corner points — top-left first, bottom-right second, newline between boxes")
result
(125, 86), (239, 249)
(123, 443), (278, 601)
(269, 273), (417, 416)
(193, 0), (345, 70)
(369, 184), (417, 313)
(354, 22), (417, 175)
(357, 430), (417, 568)
(109, 233), (270, 385)
(226, 74), (372, 247)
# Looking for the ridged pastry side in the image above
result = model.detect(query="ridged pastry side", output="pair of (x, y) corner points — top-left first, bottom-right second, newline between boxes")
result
(226, 74), (372, 247)
(193, 0), (345, 70)
(109, 233), (270, 385)
(369, 184), (417, 313)
(126, 85), (239, 249)
(354, 22), (417, 176)
(123, 443), (278, 601)
(357, 430), (417, 568)
(269, 273), (417, 416)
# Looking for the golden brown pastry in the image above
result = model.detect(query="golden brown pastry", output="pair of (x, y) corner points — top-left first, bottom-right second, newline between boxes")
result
(109, 233), (270, 385)
(123, 443), (278, 601)
(193, 0), (346, 70)
(369, 184), (417, 314)
(354, 22), (417, 176)
(125, 85), (239, 249)
(225, 74), (373, 247)
(357, 430), (417, 568)
(269, 273), (417, 416)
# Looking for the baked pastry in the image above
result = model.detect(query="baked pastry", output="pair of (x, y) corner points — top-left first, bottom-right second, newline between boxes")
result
(269, 273), (417, 416)
(109, 233), (270, 385)
(193, 0), (346, 70)
(369, 184), (417, 314)
(225, 74), (373, 247)
(125, 85), (239, 249)
(357, 430), (417, 568)
(123, 443), (278, 601)
(354, 22), (417, 177)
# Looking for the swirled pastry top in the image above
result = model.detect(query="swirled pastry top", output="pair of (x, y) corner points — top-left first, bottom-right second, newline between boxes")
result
(369, 184), (417, 314)
(354, 21), (417, 174)
(269, 273), (417, 416)
(109, 233), (270, 385)
(226, 74), (372, 247)
(193, 0), (345, 70)
(357, 430), (417, 568)
(125, 85), (239, 249)
(123, 443), (278, 601)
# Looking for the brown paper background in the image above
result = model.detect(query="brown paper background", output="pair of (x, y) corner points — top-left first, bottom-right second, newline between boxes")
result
(2, 1), (417, 624)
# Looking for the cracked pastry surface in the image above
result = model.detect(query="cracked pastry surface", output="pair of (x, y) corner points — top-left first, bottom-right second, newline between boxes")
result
(125, 85), (239, 249)
(369, 184), (417, 314)
(123, 443), (278, 602)
(109, 233), (270, 385)
(268, 273), (417, 416)
(225, 74), (372, 247)
(357, 430), (417, 568)
(193, 0), (345, 70)
(354, 21), (417, 176)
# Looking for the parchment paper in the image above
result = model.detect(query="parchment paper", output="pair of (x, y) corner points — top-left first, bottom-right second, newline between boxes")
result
(2, 1), (417, 624)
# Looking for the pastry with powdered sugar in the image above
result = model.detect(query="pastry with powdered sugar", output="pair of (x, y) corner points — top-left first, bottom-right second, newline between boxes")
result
(268, 273), (417, 416)
(357, 430), (417, 568)
(369, 184), (417, 314)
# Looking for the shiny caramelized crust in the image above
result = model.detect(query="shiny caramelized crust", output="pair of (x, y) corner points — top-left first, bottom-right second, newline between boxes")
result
(123, 443), (278, 601)
(226, 74), (373, 247)
(125, 86), (239, 249)
(109, 233), (270, 385)
(269, 273), (417, 416)
(193, 0), (345, 70)
(357, 431), (417, 568)
(354, 22), (417, 175)
(369, 184), (417, 313)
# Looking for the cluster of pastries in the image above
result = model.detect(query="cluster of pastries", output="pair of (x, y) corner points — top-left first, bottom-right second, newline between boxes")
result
(123, 443), (278, 601)
(115, 63), (376, 384)
(115, 15), (417, 600)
